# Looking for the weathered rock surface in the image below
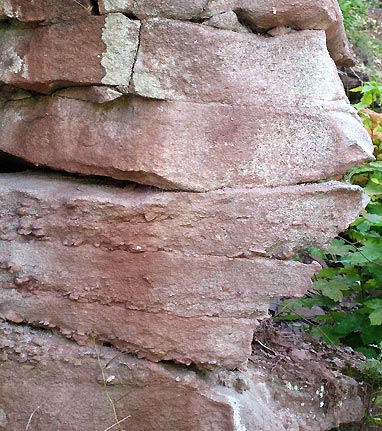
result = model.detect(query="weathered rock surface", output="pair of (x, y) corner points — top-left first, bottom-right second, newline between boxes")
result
(0, 14), (140, 93)
(203, 0), (354, 66)
(0, 94), (373, 191)
(0, 0), (93, 23)
(99, 0), (207, 19)
(0, 321), (365, 431)
(98, 0), (353, 66)
(0, 287), (256, 369)
(0, 173), (368, 257)
(0, 172), (369, 367)
(0, 171), (332, 368)
(131, 22), (345, 103)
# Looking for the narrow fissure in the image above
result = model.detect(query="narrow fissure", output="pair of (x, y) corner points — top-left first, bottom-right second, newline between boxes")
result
(128, 22), (142, 91)
(90, 0), (100, 15)
(123, 12), (140, 21)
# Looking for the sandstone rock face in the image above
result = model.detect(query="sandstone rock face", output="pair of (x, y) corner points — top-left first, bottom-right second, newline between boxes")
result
(0, 322), (365, 431)
(0, 14), (140, 93)
(99, 0), (207, 19)
(0, 1), (370, 429)
(0, 94), (373, 191)
(131, 22), (344, 103)
(98, 0), (353, 66)
(0, 173), (368, 368)
(0, 173), (368, 258)
(0, 172), (337, 368)
(0, 0), (93, 23)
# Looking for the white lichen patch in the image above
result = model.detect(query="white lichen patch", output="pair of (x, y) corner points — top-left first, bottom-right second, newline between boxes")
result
(225, 395), (247, 431)
(21, 62), (28, 79)
(131, 72), (167, 100)
(3, 48), (24, 74)
(285, 382), (302, 392)
(1, 0), (14, 17)
(101, 13), (140, 85)
(316, 385), (325, 399)
(0, 408), (8, 427)
(101, 0), (130, 13)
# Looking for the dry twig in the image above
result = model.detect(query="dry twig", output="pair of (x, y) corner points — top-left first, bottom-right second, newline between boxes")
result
(25, 403), (44, 431)
(92, 333), (125, 431)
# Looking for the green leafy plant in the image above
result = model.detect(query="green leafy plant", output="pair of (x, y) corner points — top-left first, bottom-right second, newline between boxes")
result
(352, 81), (382, 111)
(278, 81), (382, 429)
(339, 0), (376, 40)
(278, 82), (382, 358)
(339, 0), (382, 82)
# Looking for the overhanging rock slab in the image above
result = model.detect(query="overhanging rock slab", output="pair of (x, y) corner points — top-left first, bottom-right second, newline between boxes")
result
(0, 95), (373, 191)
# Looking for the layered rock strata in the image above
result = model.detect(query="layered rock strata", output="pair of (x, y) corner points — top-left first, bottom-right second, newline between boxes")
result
(0, 321), (365, 431)
(0, 173), (366, 368)
(0, 0), (374, 429)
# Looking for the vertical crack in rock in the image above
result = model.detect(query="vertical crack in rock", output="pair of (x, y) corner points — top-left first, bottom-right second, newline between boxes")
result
(128, 18), (142, 90)
(100, 13), (140, 86)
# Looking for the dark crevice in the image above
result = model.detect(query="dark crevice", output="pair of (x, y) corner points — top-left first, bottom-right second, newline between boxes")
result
(102, 341), (114, 348)
(189, 17), (208, 23)
(128, 22), (142, 90)
(0, 151), (37, 173)
(0, 159), (173, 193)
(234, 9), (264, 34)
(90, 0), (100, 15)
(123, 12), (140, 20)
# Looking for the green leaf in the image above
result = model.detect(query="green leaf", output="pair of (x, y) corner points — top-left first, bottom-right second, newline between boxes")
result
(326, 239), (355, 256)
(314, 279), (350, 301)
(370, 309), (382, 326)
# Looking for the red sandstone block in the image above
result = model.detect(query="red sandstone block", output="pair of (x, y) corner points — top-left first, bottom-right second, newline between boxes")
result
(131, 22), (345, 104)
(0, 14), (140, 93)
(0, 173), (368, 258)
(0, 0), (93, 23)
(0, 94), (373, 191)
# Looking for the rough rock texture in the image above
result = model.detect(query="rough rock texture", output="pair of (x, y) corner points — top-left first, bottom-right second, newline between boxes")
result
(131, 22), (345, 104)
(0, 172), (340, 368)
(203, 0), (354, 66)
(0, 1), (371, 428)
(99, 0), (208, 20)
(0, 94), (373, 191)
(0, 321), (365, 431)
(0, 0), (93, 23)
(0, 287), (257, 369)
(0, 173), (368, 258)
(98, 0), (353, 66)
(0, 14), (140, 93)
(0, 172), (368, 368)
